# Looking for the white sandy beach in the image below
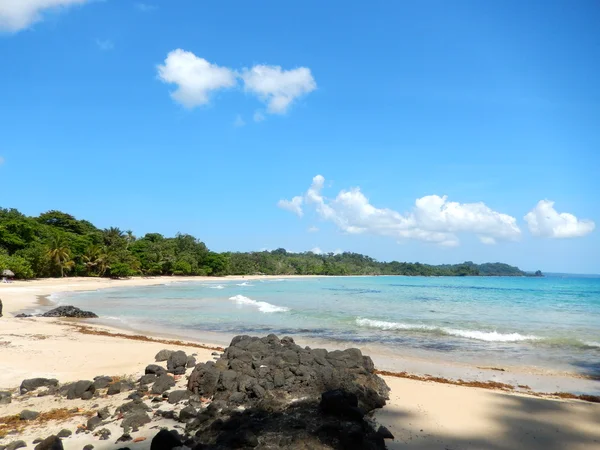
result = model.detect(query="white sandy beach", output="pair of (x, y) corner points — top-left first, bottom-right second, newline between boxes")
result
(1, 278), (599, 449)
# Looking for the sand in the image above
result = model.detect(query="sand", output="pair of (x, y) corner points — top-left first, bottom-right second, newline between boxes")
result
(1, 277), (599, 449)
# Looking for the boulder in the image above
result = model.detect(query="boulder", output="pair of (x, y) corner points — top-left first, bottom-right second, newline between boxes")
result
(86, 416), (102, 431)
(320, 389), (364, 421)
(0, 391), (11, 404)
(20, 378), (59, 394)
(97, 407), (111, 420)
(121, 412), (151, 430)
(107, 382), (122, 396)
(66, 380), (95, 400)
(151, 374), (175, 394)
(83, 446), (94, 450)
(34, 436), (63, 450)
(167, 390), (190, 404)
(6, 441), (26, 450)
(150, 430), (182, 450)
(186, 355), (197, 368)
(19, 409), (40, 421)
(154, 349), (173, 362)
(167, 351), (187, 375)
(116, 399), (151, 416)
(56, 429), (72, 438)
(41, 306), (98, 318)
(145, 364), (167, 376)
(178, 405), (196, 422)
(93, 376), (113, 390)
(139, 374), (157, 385)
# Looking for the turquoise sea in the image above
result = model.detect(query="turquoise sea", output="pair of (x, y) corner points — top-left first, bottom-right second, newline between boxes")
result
(57, 275), (600, 385)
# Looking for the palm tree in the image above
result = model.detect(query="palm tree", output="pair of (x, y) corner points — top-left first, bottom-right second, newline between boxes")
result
(125, 230), (136, 249)
(82, 244), (109, 276)
(46, 235), (73, 277)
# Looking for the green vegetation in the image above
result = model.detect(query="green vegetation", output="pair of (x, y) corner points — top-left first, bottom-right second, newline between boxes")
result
(0, 208), (541, 279)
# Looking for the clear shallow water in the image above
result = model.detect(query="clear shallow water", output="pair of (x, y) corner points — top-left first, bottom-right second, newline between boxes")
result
(57, 276), (600, 380)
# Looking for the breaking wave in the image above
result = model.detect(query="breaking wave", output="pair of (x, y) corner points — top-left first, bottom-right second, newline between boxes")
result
(236, 282), (253, 287)
(355, 318), (539, 342)
(229, 295), (290, 313)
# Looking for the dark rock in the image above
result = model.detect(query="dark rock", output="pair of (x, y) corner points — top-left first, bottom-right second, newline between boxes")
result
(178, 405), (196, 422)
(127, 391), (143, 401)
(121, 412), (151, 430)
(139, 374), (157, 385)
(0, 391), (11, 404)
(86, 415), (102, 431)
(107, 381), (122, 396)
(155, 349), (174, 362)
(41, 306), (98, 318)
(115, 434), (132, 443)
(145, 364), (167, 376)
(19, 409), (40, 421)
(95, 428), (111, 440)
(6, 441), (26, 450)
(116, 399), (151, 415)
(150, 429), (182, 450)
(56, 429), (72, 438)
(15, 313), (32, 318)
(66, 380), (94, 400)
(156, 409), (176, 420)
(97, 407), (111, 420)
(20, 378), (58, 394)
(152, 374), (175, 394)
(186, 355), (197, 368)
(167, 351), (187, 375)
(92, 376), (112, 389)
(34, 436), (63, 450)
(32, 439), (43, 444)
(81, 391), (94, 401)
(320, 389), (364, 421)
(376, 425), (394, 440)
(167, 390), (190, 404)
(83, 446), (94, 450)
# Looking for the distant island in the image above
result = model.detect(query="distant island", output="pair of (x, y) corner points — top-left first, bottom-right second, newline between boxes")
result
(0, 208), (542, 279)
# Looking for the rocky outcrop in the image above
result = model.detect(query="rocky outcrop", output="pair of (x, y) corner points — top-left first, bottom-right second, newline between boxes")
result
(180, 334), (392, 449)
(41, 306), (98, 318)
(188, 334), (389, 411)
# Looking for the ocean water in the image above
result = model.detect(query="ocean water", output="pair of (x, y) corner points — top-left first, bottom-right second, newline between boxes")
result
(56, 275), (600, 381)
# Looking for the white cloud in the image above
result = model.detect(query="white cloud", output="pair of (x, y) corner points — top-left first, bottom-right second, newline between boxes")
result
(310, 247), (323, 255)
(233, 114), (245, 127)
(524, 200), (595, 238)
(333, 249), (343, 255)
(479, 236), (496, 245)
(277, 196), (303, 217)
(242, 65), (316, 114)
(253, 111), (265, 122)
(280, 175), (522, 247)
(95, 39), (113, 51)
(157, 49), (237, 108)
(0, 0), (91, 32)
(135, 3), (157, 12)
(307, 226), (319, 233)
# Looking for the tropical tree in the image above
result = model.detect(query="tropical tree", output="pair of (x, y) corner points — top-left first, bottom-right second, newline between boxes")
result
(46, 235), (74, 277)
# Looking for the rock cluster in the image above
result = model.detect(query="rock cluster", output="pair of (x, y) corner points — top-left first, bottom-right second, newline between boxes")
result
(15, 306), (98, 319)
(188, 334), (389, 411)
(41, 306), (98, 318)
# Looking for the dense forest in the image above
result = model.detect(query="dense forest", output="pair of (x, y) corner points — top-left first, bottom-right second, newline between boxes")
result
(0, 208), (542, 279)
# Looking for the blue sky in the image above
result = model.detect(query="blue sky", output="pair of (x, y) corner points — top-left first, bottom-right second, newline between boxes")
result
(0, 0), (598, 273)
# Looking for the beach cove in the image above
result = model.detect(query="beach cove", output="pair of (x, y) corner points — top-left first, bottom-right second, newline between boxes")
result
(0, 276), (599, 449)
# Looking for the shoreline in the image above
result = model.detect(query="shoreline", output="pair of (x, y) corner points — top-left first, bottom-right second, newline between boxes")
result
(1, 278), (600, 449)
(2, 276), (598, 394)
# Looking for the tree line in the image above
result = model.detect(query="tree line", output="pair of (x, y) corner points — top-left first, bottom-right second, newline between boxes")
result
(0, 208), (541, 279)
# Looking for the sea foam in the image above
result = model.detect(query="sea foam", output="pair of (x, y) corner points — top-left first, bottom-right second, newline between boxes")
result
(236, 282), (253, 287)
(208, 285), (225, 289)
(356, 318), (539, 342)
(229, 295), (289, 313)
